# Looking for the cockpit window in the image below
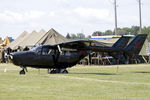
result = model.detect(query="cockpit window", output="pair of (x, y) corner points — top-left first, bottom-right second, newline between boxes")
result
(42, 46), (55, 55)
(36, 47), (42, 55)
(30, 46), (55, 55)
(42, 47), (49, 55)
(48, 49), (55, 55)
(30, 46), (40, 51)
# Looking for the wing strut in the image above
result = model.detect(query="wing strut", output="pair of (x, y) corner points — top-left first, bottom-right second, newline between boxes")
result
(57, 45), (62, 54)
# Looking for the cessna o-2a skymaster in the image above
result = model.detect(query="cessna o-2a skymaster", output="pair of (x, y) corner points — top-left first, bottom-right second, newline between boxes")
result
(9, 34), (147, 75)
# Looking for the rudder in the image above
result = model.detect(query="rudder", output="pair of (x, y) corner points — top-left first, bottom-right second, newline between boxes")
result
(125, 34), (147, 55)
(112, 36), (131, 48)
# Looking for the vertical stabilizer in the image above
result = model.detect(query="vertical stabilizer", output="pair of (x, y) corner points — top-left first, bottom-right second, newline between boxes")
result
(112, 36), (131, 48)
(125, 34), (147, 54)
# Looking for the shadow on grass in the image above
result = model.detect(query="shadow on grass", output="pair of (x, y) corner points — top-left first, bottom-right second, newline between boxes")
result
(132, 71), (150, 73)
(70, 72), (119, 75)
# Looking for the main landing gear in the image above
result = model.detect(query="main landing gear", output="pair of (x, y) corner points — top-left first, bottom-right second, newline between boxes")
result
(20, 69), (25, 75)
(49, 69), (68, 74)
(19, 67), (28, 75)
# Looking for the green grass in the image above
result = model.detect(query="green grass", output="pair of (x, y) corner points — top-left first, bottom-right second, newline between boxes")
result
(0, 64), (150, 100)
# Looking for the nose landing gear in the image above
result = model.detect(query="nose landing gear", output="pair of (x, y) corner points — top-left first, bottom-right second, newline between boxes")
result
(19, 66), (28, 75)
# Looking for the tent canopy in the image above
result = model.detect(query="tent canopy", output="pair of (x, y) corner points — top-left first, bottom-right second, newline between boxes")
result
(36, 28), (69, 45)
(6, 31), (28, 49)
(6, 28), (69, 50)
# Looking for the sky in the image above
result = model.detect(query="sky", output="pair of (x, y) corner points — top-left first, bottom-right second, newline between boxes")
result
(0, 0), (150, 39)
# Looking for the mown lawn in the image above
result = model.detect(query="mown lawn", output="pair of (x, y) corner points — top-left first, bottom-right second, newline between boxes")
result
(0, 64), (150, 100)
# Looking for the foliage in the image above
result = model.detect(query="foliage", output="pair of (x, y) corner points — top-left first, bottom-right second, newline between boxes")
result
(117, 28), (127, 35)
(92, 26), (141, 36)
(66, 26), (150, 41)
(104, 30), (113, 35)
(91, 26), (150, 41)
(66, 33), (71, 39)
(122, 27), (131, 35)
(130, 26), (140, 35)
(86, 35), (91, 39)
(70, 33), (77, 39)
(92, 31), (103, 36)
(67, 33), (85, 40)
(76, 33), (85, 39)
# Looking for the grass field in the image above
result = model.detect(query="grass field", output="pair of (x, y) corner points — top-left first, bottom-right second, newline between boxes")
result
(0, 64), (150, 100)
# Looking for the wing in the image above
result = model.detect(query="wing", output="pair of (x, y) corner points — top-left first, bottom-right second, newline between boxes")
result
(51, 40), (95, 50)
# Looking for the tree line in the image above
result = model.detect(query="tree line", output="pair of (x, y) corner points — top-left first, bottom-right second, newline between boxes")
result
(66, 33), (89, 40)
(66, 26), (150, 41)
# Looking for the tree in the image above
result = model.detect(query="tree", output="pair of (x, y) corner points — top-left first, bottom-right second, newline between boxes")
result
(89, 25), (150, 41)
(104, 30), (113, 35)
(130, 26), (140, 35)
(86, 35), (91, 39)
(70, 34), (77, 39)
(116, 28), (126, 35)
(76, 33), (85, 39)
(92, 31), (103, 36)
(66, 33), (71, 39)
(122, 27), (131, 35)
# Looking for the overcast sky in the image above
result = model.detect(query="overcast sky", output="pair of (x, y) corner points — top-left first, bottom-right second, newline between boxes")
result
(0, 0), (150, 39)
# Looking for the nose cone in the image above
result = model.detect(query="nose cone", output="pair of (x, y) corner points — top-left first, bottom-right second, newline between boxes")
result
(9, 52), (23, 66)
(9, 51), (35, 66)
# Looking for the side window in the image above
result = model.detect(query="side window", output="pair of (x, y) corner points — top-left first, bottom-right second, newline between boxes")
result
(48, 49), (55, 55)
(65, 51), (71, 56)
(36, 47), (42, 55)
(42, 46), (55, 55)
(61, 51), (72, 56)
(42, 47), (50, 55)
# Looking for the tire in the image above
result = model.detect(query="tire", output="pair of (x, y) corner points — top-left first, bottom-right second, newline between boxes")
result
(20, 70), (25, 75)
(62, 70), (68, 74)
(50, 70), (56, 74)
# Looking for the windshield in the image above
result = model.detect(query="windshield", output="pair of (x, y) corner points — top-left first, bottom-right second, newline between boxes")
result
(30, 45), (54, 55)
(30, 46), (41, 51)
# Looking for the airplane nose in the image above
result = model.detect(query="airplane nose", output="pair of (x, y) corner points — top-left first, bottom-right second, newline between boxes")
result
(9, 54), (13, 60)
(8, 53), (15, 62)
(9, 53), (22, 65)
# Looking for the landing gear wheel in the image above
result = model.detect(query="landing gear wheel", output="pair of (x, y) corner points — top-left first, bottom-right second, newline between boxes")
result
(50, 69), (68, 74)
(50, 70), (56, 74)
(20, 69), (25, 75)
(62, 70), (68, 74)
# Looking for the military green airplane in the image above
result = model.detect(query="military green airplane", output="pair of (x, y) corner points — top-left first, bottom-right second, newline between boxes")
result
(9, 34), (147, 75)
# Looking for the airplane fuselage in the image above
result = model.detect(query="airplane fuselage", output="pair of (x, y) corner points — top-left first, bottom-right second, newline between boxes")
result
(10, 49), (88, 69)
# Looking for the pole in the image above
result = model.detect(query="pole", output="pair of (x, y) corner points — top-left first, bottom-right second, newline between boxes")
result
(114, 0), (118, 35)
(139, 0), (142, 34)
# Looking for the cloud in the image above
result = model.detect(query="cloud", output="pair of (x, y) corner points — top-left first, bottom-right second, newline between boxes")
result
(48, 11), (55, 17)
(74, 7), (110, 20)
(118, 15), (139, 24)
(0, 10), (46, 23)
(57, 0), (69, 3)
(28, 23), (39, 28)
